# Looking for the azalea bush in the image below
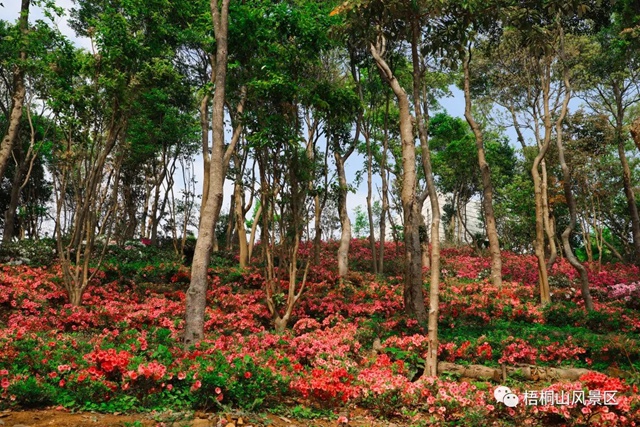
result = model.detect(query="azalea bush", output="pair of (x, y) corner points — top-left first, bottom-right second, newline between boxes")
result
(1, 243), (640, 425)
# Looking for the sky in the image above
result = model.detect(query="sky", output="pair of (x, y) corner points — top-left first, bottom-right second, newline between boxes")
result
(0, 1), (503, 237)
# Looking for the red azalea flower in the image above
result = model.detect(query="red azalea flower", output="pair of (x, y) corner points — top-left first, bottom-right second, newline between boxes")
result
(190, 380), (202, 392)
(244, 371), (252, 379)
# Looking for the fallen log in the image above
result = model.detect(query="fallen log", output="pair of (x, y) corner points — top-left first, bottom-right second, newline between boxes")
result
(437, 362), (593, 382)
(437, 362), (501, 381)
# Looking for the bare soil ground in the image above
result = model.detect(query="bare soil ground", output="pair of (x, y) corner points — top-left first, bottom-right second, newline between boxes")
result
(0, 409), (402, 427)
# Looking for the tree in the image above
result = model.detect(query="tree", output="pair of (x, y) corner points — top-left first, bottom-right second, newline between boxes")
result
(0, 16), (64, 241)
(554, 28), (594, 311)
(579, 10), (640, 262)
(323, 84), (361, 278)
(51, 0), (191, 305)
(463, 48), (503, 287)
(0, 0), (29, 183)
(428, 112), (516, 246)
(184, 0), (232, 346)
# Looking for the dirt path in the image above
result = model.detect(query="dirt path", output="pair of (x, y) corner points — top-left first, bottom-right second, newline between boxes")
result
(0, 409), (401, 427)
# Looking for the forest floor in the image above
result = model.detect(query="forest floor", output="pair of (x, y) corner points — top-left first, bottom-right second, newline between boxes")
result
(0, 408), (401, 427)
(1, 241), (640, 426)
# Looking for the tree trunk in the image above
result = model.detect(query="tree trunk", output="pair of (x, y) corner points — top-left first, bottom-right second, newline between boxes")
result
(378, 95), (391, 274)
(0, 0), (29, 183)
(541, 159), (557, 269)
(335, 152), (351, 278)
(200, 56), (214, 218)
(371, 37), (428, 327)
(248, 202), (262, 263)
(409, 20), (439, 377)
(606, 80), (640, 261)
(234, 179), (248, 267)
(225, 191), (236, 251)
(121, 177), (138, 241)
(462, 50), (502, 288)
(366, 131), (378, 274)
(554, 55), (593, 311)
(184, 0), (231, 347)
(618, 140), (640, 261)
(533, 61), (553, 306)
(581, 218), (594, 265)
(313, 192), (322, 264)
(3, 144), (27, 242)
(419, 209), (430, 269)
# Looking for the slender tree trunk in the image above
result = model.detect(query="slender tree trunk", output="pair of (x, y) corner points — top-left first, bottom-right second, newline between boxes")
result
(9, 114), (39, 241)
(609, 83), (640, 261)
(408, 19), (440, 375)
(617, 138), (640, 261)
(3, 145), (27, 242)
(235, 179), (248, 267)
(419, 209), (430, 269)
(533, 60), (553, 305)
(335, 152), (351, 278)
(371, 37), (428, 327)
(184, 0), (231, 347)
(462, 50), (502, 288)
(248, 202), (262, 263)
(140, 179), (151, 238)
(313, 192), (322, 264)
(541, 159), (557, 269)
(225, 191), (236, 250)
(350, 55), (377, 274)
(0, 0), (29, 183)
(554, 55), (592, 311)
(378, 95), (390, 274)
(366, 131), (378, 273)
(312, 144), (329, 265)
(200, 55), (214, 217)
(581, 218), (593, 265)
(121, 178), (138, 241)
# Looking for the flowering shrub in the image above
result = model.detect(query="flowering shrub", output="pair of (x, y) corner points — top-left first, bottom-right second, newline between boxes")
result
(85, 348), (133, 379)
(0, 239), (57, 266)
(608, 282), (640, 309)
(290, 367), (360, 404)
(499, 337), (538, 364)
(0, 245), (640, 425)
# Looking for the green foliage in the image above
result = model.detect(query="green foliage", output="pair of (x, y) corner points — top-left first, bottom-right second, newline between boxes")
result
(7, 376), (54, 408)
(429, 112), (516, 238)
(0, 238), (56, 266)
(352, 205), (369, 238)
(100, 241), (171, 266)
(100, 243), (184, 288)
(493, 168), (536, 253)
(192, 353), (287, 411)
(542, 301), (584, 327)
(586, 309), (623, 333)
(288, 404), (331, 419)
